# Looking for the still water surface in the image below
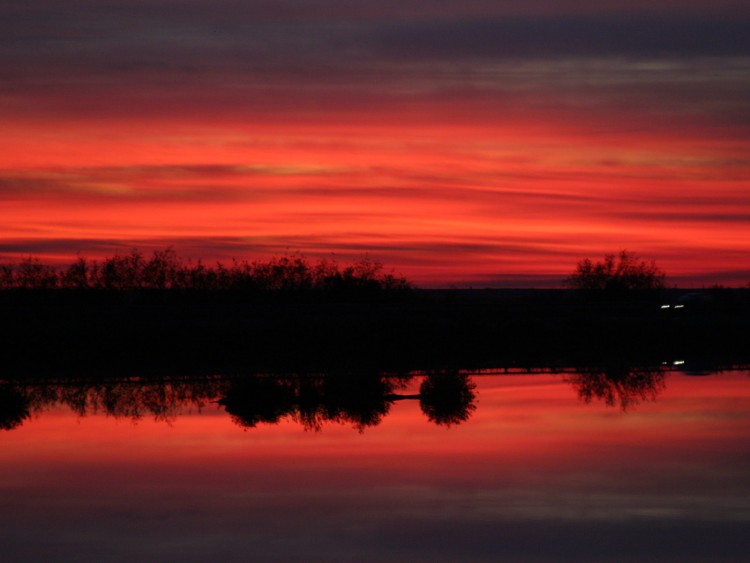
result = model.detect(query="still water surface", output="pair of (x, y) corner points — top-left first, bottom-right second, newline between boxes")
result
(2, 371), (750, 562)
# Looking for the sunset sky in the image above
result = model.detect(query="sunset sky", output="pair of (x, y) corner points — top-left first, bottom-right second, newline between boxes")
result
(2, 1), (749, 286)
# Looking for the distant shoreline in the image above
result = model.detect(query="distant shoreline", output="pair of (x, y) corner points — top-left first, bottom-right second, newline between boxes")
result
(1, 288), (748, 378)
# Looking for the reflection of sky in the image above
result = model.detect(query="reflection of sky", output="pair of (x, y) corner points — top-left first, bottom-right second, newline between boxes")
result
(2, 2), (750, 286)
(2, 372), (750, 561)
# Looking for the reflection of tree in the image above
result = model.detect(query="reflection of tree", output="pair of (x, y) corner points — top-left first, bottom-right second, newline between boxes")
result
(219, 377), (296, 428)
(0, 372), (481, 432)
(0, 385), (31, 430)
(564, 366), (667, 410)
(221, 374), (405, 432)
(419, 373), (477, 426)
(2, 377), (226, 427)
(312, 374), (395, 431)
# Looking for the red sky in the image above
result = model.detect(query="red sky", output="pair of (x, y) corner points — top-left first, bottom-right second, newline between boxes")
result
(1, 1), (749, 286)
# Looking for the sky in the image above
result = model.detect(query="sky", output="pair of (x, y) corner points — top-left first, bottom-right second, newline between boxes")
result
(1, 1), (749, 286)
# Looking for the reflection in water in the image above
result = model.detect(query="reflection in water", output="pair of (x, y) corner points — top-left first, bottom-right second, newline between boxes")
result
(0, 385), (30, 431)
(564, 366), (667, 410)
(419, 373), (477, 426)
(4, 370), (750, 562)
(0, 365), (716, 431)
(0, 372), (481, 432)
(220, 374), (398, 432)
(0, 377), (225, 430)
(220, 372), (478, 431)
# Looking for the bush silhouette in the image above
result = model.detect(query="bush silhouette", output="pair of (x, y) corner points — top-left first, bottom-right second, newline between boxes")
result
(0, 248), (412, 298)
(564, 250), (665, 291)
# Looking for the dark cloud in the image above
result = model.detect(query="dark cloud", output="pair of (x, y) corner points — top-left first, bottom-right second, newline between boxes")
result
(0, 165), (361, 202)
(2, 1), (749, 137)
(0, 235), (561, 263)
(617, 212), (750, 223)
(670, 268), (750, 286)
(0, 237), (269, 263)
(371, 18), (750, 62)
(4, 6), (750, 78)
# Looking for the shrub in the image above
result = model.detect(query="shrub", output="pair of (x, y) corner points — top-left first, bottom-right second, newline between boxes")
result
(0, 249), (412, 298)
(564, 250), (665, 291)
(15, 257), (59, 289)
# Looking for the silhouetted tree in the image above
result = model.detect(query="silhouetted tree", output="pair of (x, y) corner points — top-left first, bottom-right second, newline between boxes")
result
(0, 264), (14, 288)
(419, 373), (477, 426)
(141, 247), (181, 289)
(564, 250), (665, 291)
(15, 257), (58, 289)
(61, 256), (91, 289)
(94, 249), (146, 289)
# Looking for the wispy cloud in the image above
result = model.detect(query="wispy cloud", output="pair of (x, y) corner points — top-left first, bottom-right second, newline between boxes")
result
(1, 2), (749, 285)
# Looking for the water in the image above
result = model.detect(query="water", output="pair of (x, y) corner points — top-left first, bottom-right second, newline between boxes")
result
(2, 371), (750, 561)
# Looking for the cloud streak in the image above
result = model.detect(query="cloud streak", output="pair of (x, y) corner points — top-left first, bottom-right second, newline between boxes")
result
(1, 2), (749, 285)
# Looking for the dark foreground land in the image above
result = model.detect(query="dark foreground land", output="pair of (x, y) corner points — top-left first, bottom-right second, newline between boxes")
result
(1, 288), (748, 377)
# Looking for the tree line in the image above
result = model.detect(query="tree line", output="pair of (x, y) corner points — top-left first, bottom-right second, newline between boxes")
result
(0, 247), (674, 292)
(0, 248), (411, 295)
